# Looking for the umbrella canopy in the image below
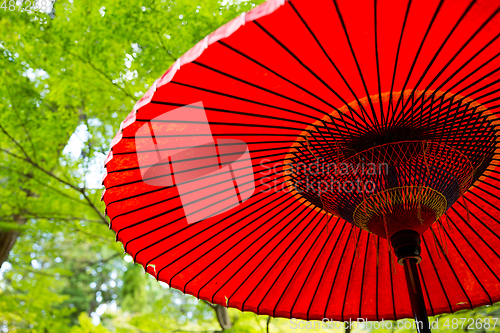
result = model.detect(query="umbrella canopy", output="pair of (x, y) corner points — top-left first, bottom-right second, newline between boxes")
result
(102, 0), (500, 323)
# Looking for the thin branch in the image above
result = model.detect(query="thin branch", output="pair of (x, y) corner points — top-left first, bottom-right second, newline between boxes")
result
(70, 225), (112, 241)
(0, 148), (108, 225)
(0, 166), (88, 205)
(202, 299), (216, 309)
(62, 46), (135, 100)
(0, 148), (80, 191)
(71, 253), (122, 275)
(16, 268), (72, 278)
(2, 78), (39, 162)
(0, 215), (104, 224)
(0, 122), (33, 163)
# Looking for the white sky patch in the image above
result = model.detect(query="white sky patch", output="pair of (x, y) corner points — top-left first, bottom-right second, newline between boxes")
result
(31, 259), (42, 270)
(62, 122), (106, 189)
(0, 262), (12, 281)
(32, 0), (55, 14)
(221, 0), (249, 5)
(85, 151), (106, 189)
(99, 6), (105, 17)
(96, 303), (107, 316)
(90, 311), (100, 325)
(131, 43), (141, 53)
(63, 123), (89, 160)
(23, 68), (49, 82)
(124, 54), (134, 69)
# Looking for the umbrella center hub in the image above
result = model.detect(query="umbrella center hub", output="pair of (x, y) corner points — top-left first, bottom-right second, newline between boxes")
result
(285, 90), (498, 238)
(324, 140), (472, 238)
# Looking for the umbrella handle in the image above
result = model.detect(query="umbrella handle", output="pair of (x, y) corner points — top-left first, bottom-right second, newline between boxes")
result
(404, 258), (431, 333)
(391, 230), (431, 333)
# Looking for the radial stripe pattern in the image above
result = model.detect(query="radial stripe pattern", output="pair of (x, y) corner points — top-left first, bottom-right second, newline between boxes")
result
(103, 0), (500, 321)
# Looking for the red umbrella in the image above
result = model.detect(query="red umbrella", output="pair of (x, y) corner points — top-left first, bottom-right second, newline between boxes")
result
(102, 0), (500, 330)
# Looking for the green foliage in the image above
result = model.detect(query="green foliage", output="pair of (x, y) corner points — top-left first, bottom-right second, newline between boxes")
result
(0, 0), (265, 331)
(70, 313), (111, 333)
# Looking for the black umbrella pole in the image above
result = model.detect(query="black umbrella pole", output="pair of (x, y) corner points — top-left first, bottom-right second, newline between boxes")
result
(391, 230), (431, 333)
(404, 258), (431, 333)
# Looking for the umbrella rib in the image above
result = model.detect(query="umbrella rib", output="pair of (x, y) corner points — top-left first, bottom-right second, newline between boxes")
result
(154, 84), (321, 126)
(388, 240), (396, 320)
(306, 221), (348, 320)
(217, 40), (343, 114)
(272, 214), (333, 317)
(373, 0), (385, 131)
(451, 203), (500, 258)
(417, 264), (435, 317)
(391, 0), (446, 118)
(410, 63), (500, 132)
(248, 208), (324, 314)
(110, 169), (259, 226)
(420, 234), (453, 313)
(148, 97), (372, 137)
(251, 19), (377, 133)
(107, 148), (287, 174)
(402, 92), (491, 128)
(428, 227), (473, 309)
(323, 224), (355, 319)
(440, 218), (495, 303)
(403, 1), (500, 113)
(392, 3), (450, 128)
(113, 139), (303, 156)
(105, 151), (287, 193)
(464, 192), (500, 242)
(190, 60), (369, 136)
(164, 192), (298, 290)
(331, 0), (380, 131)
(130, 181), (264, 260)
(252, 211), (328, 315)
(357, 233), (371, 319)
(164, 192), (293, 282)
(475, 175), (500, 198)
(191, 60), (341, 120)
(399, 0), (478, 113)
(207, 201), (312, 305)
(429, 39), (500, 104)
(289, 217), (342, 319)
(177, 194), (297, 296)
(400, 98), (488, 139)
(115, 171), (274, 245)
(387, 0), (413, 127)
(470, 84), (500, 104)
(123, 175), (287, 258)
(230, 204), (317, 311)
(450, 209), (500, 280)
(140, 118), (305, 132)
(287, 0), (375, 131)
(445, 47), (500, 96)
(375, 236), (379, 321)
(340, 229), (364, 322)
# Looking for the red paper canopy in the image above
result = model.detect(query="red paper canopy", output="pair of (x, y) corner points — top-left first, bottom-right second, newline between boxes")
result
(103, 0), (500, 321)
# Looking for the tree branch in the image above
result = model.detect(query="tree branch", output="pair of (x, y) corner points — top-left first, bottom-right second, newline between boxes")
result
(0, 148), (108, 225)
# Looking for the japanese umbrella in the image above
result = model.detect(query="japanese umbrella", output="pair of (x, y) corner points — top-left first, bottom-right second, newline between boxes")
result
(102, 0), (500, 330)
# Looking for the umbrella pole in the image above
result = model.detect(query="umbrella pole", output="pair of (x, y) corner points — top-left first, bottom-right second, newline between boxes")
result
(403, 258), (431, 333)
(391, 230), (431, 333)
